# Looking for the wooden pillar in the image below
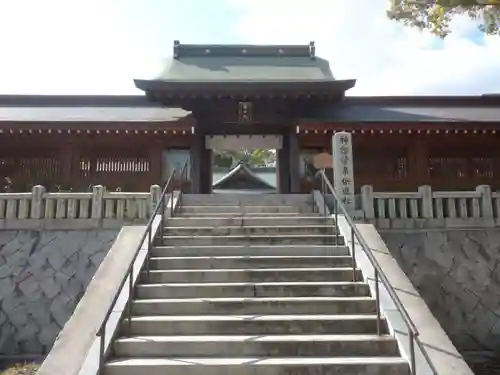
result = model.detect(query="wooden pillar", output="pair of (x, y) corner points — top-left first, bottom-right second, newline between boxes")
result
(61, 143), (72, 187)
(278, 134), (291, 194)
(190, 133), (212, 194)
(289, 128), (300, 193)
(61, 141), (81, 189)
(410, 136), (429, 185)
(200, 144), (212, 194)
(493, 152), (500, 190)
(190, 134), (202, 194)
(149, 141), (163, 185)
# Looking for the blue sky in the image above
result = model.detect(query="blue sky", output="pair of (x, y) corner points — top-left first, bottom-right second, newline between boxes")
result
(0, 0), (499, 95)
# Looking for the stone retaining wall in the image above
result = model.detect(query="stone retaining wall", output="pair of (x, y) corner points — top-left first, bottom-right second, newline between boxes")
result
(0, 229), (119, 355)
(381, 229), (500, 352)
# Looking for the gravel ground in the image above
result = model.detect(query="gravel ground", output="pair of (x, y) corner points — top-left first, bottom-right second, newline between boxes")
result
(0, 363), (40, 375)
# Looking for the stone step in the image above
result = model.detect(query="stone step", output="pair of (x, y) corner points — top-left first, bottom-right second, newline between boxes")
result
(148, 256), (354, 270)
(113, 334), (400, 358)
(103, 357), (410, 375)
(175, 212), (313, 217)
(151, 245), (350, 257)
(166, 216), (331, 227)
(179, 205), (313, 214)
(160, 234), (345, 246)
(135, 281), (369, 299)
(181, 193), (313, 206)
(121, 314), (389, 336)
(163, 225), (339, 236)
(131, 296), (376, 316)
(142, 268), (362, 283)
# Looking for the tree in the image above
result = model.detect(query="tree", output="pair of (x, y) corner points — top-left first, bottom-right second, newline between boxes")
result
(387, 0), (500, 38)
(213, 149), (276, 168)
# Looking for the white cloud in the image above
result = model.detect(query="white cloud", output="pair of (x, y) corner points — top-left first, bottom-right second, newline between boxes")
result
(1, 0), (499, 95)
(0, 0), (178, 94)
(228, 0), (500, 95)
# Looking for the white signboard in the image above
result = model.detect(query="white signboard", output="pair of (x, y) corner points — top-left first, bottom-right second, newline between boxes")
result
(313, 152), (333, 169)
(332, 132), (355, 213)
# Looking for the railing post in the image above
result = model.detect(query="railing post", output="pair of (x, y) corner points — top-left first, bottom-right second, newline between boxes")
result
(146, 225), (152, 280)
(30, 185), (46, 219)
(418, 185), (433, 218)
(374, 268), (381, 336)
(351, 227), (356, 282)
(170, 191), (174, 217)
(98, 329), (105, 375)
(91, 185), (105, 219)
(321, 169), (326, 217)
(409, 330), (416, 375)
(149, 185), (161, 216)
(361, 185), (375, 219)
(159, 192), (165, 242)
(477, 185), (493, 218)
(334, 198), (339, 244)
(127, 266), (134, 335)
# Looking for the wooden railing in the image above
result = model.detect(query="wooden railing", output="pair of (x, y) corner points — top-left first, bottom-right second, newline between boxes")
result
(361, 185), (500, 220)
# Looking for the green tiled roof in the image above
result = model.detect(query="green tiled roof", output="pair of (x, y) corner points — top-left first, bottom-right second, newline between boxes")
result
(153, 56), (334, 83)
(147, 42), (335, 83)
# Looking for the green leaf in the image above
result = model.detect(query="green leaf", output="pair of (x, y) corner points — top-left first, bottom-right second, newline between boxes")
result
(388, 2), (500, 38)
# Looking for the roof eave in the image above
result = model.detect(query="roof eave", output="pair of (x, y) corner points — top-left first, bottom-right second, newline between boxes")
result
(342, 95), (500, 107)
(134, 79), (356, 96)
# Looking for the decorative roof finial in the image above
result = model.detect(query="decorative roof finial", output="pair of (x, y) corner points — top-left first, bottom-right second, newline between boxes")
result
(173, 40), (180, 59)
(309, 41), (316, 60)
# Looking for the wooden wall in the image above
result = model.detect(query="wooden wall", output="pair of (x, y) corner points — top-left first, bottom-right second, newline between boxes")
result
(2, 123), (500, 193)
(0, 132), (192, 192)
(299, 131), (500, 192)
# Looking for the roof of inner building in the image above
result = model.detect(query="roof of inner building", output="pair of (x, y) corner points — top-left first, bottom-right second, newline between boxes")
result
(212, 163), (276, 190)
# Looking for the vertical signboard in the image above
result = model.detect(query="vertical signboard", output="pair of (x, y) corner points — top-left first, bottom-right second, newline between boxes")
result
(332, 132), (355, 213)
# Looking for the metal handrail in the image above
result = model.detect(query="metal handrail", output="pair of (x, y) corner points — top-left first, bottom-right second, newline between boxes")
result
(96, 161), (189, 374)
(316, 169), (424, 375)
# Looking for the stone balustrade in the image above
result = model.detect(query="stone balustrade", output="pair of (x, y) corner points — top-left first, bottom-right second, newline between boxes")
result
(360, 185), (500, 228)
(0, 185), (164, 229)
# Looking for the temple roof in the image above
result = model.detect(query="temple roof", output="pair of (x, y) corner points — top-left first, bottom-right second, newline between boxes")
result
(0, 106), (189, 123)
(148, 42), (333, 82)
(134, 41), (356, 98)
(0, 94), (499, 124)
(302, 96), (500, 123)
(212, 163), (276, 191)
(0, 95), (190, 123)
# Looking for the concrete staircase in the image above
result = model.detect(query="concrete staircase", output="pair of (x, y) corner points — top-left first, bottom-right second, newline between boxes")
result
(103, 194), (410, 375)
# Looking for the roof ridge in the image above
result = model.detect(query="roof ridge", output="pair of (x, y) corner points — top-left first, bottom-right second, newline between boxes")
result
(173, 41), (316, 59)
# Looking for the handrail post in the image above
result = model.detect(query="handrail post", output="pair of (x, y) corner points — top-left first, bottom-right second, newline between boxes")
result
(146, 224), (152, 281)
(127, 265), (133, 335)
(98, 328), (105, 374)
(334, 198), (339, 244)
(374, 268), (381, 336)
(159, 192), (165, 241)
(170, 191), (174, 216)
(321, 169), (326, 217)
(351, 227), (356, 282)
(409, 331), (416, 375)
